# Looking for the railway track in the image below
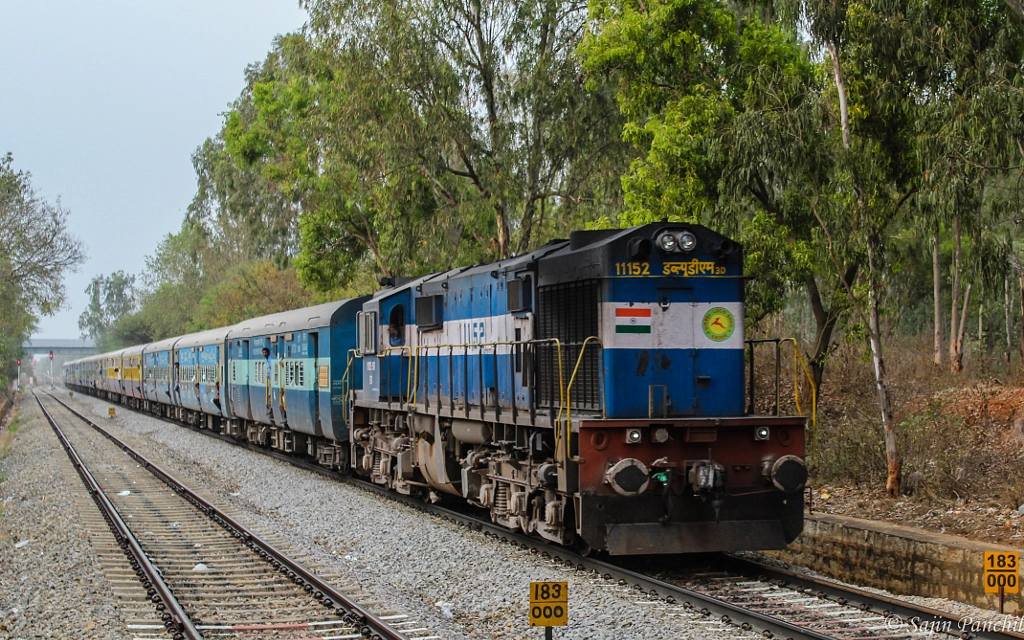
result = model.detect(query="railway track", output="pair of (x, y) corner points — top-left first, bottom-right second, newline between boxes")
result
(48, 389), (1024, 640)
(33, 390), (427, 640)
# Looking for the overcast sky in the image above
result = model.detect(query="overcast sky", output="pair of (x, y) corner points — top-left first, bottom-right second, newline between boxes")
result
(1, 1), (308, 344)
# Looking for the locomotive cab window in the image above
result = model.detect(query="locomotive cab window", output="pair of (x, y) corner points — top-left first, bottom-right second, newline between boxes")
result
(388, 305), (406, 346)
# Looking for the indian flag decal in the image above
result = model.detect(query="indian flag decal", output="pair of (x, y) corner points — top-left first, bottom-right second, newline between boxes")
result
(615, 307), (652, 333)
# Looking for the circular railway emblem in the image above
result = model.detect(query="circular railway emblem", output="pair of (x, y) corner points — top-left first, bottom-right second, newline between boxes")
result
(702, 307), (735, 342)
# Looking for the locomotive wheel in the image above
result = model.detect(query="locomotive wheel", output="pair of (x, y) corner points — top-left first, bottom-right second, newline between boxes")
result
(573, 537), (594, 557)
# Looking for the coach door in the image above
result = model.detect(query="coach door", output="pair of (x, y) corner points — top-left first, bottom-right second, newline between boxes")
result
(271, 336), (286, 425)
(231, 339), (252, 420)
(310, 331), (322, 436)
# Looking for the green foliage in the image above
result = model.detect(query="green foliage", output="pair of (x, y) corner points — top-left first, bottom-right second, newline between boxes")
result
(218, 0), (631, 285)
(581, 1), (825, 321)
(116, 0), (632, 337)
(0, 153), (85, 392)
(195, 261), (313, 329)
(134, 224), (212, 339)
(78, 271), (139, 350)
(188, 137), (298, 268)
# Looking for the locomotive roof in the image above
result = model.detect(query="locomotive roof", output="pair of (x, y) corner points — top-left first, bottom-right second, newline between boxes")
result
(370, 240), (573, 300)
(536, 223), (742, 286)
(229, 297), (365, 336)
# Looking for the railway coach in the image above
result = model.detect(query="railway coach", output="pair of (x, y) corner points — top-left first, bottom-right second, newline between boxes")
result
(221, 298), (369, 464)
(65, 222), (809, 556)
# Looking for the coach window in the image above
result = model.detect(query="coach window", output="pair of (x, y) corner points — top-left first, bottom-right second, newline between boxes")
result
(388, 305), (406, 347)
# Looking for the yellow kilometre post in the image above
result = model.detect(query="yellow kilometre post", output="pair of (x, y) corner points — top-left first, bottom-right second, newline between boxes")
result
(983, 551), (1019, 614)
(530, 581), (568, 638)
(108, 407), (116, 418)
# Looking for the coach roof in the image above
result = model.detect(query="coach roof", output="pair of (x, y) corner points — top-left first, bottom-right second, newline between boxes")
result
(229, 298), (364, 337)
(175, 327), (234, 350)
(144, 335), (183, 354)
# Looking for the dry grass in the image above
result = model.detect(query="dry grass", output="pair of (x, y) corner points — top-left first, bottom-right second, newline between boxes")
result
(764, 331), (1024, 504)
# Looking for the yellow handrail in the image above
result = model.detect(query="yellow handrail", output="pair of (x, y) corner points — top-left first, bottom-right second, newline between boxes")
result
(411, 339), (542, 406)
(779, 338), (818, 443)
(409, 338), (566, 460)
(347, 336), (614, 468)
(340, 348), (361, 425)
(560, 336), (604, 463)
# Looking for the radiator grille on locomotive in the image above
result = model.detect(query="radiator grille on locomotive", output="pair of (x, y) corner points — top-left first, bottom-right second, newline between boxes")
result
(536, 279), (602, 412)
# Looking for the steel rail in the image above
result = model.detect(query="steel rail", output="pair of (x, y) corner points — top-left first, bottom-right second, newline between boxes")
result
(54, 394), (830, 640)
(60, 386), (1024, 640)
(33, 391), (202, 640)
(40, 390), (408, 640)
(352, 486), (837, 640)
(720, 555), (1024, 640)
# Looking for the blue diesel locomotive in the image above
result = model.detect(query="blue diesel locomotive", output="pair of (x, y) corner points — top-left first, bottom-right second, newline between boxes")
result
(65, 223), (807, 555)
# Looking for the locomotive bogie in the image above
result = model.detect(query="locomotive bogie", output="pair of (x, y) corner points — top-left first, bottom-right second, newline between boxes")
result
(347, 403), (575, 543)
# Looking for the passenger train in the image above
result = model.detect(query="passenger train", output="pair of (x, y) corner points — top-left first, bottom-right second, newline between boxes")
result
(65, 223), (808, 555)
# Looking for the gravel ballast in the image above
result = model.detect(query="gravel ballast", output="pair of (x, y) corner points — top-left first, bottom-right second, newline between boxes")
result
(60, 391), (761, 640)
(0, 397), (128, 640)
(11, 387), (1020, 639)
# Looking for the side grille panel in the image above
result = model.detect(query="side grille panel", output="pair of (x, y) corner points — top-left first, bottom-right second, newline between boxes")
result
(536, 280), (601, 412)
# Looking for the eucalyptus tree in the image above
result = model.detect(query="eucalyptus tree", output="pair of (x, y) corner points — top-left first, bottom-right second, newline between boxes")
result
(221, 33), (476, 289)
(773, 0), (1023, 492)
(188, 136), (299, 269)
(580, 0), (856, 394)
(911, 0), (1024, 373)
(301, 0), (628, 260)
(134, 224), (213, 340)
(78, 271), (140, 349)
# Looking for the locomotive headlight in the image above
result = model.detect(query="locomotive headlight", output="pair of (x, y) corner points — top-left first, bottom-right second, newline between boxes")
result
(653, 427), (670, 443)
(625, 428), (643, 444)
(677, 231), (697, 252)
(656, 232), (678, 252)
(754, 426), (770, 441)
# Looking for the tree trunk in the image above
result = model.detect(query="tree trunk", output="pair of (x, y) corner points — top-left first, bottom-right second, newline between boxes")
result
(826, 41), (851, 149)
(1020, 277), (1024, 364)
(867, 240), (900, 497)
(1006, 277), (1012, 365)
(494, 201), (512, 259)
(978, 302), (984, 345)
(933, 233), (942, 368)
(1005, 0), (1024, 22)
(805, 263), (859, 394)
(949, 214), (962, 372)
(952, 283), (972, 373)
